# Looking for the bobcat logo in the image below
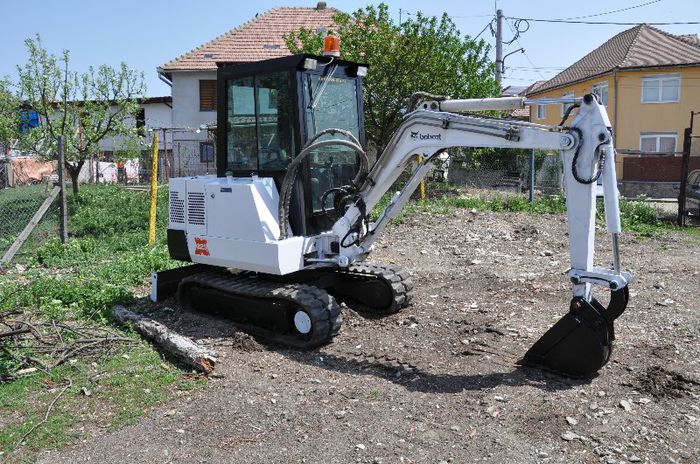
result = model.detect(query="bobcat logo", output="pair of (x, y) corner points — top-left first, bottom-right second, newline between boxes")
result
(410, 131), (441, 141)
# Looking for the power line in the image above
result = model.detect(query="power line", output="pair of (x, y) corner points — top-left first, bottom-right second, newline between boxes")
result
(398, 8), (493, 19)
(558, 0), (662, 20)
(506, 17), (700, 26)
(474, 20), (494, 40)
(505, 18), (547, 81)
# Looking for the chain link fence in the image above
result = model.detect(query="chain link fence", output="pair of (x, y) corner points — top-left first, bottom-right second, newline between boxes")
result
(444, 148), (563, 198)
(0, 155), (60, 263)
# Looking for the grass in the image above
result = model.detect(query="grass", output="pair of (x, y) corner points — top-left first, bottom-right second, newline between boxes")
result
(0, 345), (204, 461)
(372, 182), (695, 238)
(0, 185), (181, 323)
(0, 184), (196, 459)
(0, 185), (52, 237)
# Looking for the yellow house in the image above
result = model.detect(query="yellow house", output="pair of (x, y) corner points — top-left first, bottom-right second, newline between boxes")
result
(526, 24), (700, 197)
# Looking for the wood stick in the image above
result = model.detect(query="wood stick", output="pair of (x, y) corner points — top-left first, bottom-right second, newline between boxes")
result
(14, 378), (72, 449)
(112, 305), (217, 373)
(0, 328), (31, 339)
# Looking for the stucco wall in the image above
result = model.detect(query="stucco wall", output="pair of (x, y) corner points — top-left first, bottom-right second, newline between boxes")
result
(98, 102), (173, 152)
(171, 71), (217, 143)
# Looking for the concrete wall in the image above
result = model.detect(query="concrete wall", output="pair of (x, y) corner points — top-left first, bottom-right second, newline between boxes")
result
(618, 181), (679, 199)
(98, 102), (173, 152)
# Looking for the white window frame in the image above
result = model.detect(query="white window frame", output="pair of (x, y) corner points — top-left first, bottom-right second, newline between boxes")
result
(639, 132), (677, 154)
(561, 92), (574, 117)
(536, 104), (547, 120)
(641, 73), (680, 104)
(592, 81), (609, 107)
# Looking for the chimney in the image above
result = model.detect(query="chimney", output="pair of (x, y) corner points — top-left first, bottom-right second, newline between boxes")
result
(316, 2), (327, 10)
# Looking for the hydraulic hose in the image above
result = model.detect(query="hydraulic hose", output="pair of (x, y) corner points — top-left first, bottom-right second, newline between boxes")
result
(278, 129), (369, 240)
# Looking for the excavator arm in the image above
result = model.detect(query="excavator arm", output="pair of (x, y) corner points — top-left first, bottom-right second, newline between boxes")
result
(320, 93), (632, 377)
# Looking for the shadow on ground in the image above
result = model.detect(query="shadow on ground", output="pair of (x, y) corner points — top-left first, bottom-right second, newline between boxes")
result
(135, 298), (594, 396)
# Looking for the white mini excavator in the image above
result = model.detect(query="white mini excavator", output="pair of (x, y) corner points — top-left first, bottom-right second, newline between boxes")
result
(151, 50), (632, 378)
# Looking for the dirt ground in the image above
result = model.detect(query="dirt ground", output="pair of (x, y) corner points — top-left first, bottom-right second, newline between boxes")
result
(38, 209), (700, 464)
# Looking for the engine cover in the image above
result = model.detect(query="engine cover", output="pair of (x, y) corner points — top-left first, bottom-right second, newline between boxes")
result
(167, 175), (313, 275)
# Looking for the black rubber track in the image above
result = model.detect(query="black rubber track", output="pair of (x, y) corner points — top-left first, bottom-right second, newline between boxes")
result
(330, 263), (413, 317)
(177, 270), (342, 349)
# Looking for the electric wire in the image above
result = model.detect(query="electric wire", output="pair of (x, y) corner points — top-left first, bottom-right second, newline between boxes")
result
(474, 20), (494, 40)
(506, 17), (700, 26)
(505, 19), (547, 81)
(557, 0), (662, 20)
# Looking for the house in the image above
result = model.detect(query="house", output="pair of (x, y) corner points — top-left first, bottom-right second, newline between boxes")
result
(501, 85), (529, 120)
(90, 96), (173, 183)
(157, 2), (337, 176)
(1, 97), (173, 186)
(526, 25), (700, 197)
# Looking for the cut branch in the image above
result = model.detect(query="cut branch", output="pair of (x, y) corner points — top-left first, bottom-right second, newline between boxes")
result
(14, 378), (72, 450)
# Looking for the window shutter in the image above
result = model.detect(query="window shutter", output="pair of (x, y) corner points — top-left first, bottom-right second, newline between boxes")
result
(199, 80), (217, 111)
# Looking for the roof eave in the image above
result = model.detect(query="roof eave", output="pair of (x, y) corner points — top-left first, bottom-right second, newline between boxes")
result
(526, 70), (614, 96)
(528, 61), (700, 96)
(618, 61), (700, 73)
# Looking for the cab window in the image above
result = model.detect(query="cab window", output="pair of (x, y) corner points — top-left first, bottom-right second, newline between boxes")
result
(304, 74), (361, 212)
(226, 71), (295, 172)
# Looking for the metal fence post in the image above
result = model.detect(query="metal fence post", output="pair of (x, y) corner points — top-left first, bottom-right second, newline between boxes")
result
(57, 136), (68, 243)
(529, 148), (535, 202)
(677, 112), (695, 226)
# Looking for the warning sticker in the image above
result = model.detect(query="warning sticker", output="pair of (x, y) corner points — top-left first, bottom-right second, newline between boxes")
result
(194, 237), (210, 256)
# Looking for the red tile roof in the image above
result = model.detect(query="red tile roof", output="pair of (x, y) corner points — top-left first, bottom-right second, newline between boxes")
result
(159, 6), (337, 76)
(528, 25), (700, 95)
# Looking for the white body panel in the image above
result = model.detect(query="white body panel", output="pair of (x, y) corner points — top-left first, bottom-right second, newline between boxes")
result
(168, 175), (312, 275)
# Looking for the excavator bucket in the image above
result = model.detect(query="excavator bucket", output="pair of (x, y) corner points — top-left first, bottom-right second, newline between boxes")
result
(521, 288), (629, 378)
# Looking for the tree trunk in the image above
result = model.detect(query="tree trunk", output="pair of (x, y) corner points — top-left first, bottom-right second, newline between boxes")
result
(65, 160), (85, 195)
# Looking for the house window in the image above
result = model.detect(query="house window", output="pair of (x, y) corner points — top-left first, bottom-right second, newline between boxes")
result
(199, 80), (217, 111)
(641, 74), (680, 103)
(639, 132), (677, 153)
(135, 108), (146, 134)
(536, 104), (547, 120)
(592, 82), (609, 106)
(200, 142), (215, 163)
(561, 92), (575, 117)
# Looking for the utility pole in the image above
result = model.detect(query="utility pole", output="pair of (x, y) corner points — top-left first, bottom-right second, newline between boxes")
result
(495, 9), (504, 87)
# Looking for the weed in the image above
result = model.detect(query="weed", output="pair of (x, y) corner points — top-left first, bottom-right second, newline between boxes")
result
(372, 183), (683, 236)
(0, 344), (205, 456)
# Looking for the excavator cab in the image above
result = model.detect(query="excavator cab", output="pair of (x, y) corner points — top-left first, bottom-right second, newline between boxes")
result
(215, 54), (367, 236)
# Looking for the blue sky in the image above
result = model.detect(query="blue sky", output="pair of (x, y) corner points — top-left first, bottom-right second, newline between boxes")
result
(1, 0), (697, 96)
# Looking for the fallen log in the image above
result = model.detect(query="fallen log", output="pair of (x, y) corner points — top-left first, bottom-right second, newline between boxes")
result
(112, 305), (217, 373)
